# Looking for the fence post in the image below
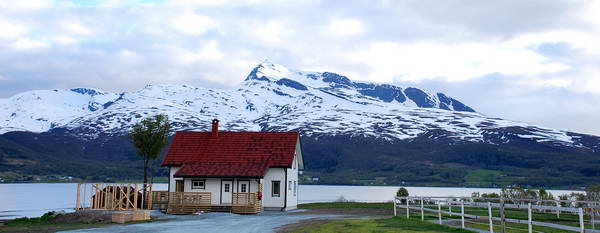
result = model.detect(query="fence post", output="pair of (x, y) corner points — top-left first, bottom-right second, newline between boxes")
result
(579, 208), (585, 233)
(500, 198), (506, 233)
(461, 200), (465, 229)
(421, 198), (424, 221)
(488, 202), (494, 233)
(76, 183), (81, 210)
(438, 202), (442, 225)
(406, 198), (410, 219)
(449, 201), (453, 216)
(394, 198), (397, 217)
(592, 207), (595, 230)
(528, 203), (532, 233)
(556, 201), (560, 219)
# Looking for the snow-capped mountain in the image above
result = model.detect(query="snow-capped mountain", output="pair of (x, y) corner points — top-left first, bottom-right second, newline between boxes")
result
(0, 61), (597, 150)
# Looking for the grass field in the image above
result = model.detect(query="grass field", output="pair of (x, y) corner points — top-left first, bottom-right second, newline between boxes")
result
(289, 217), (475, 233)
(297, 202), (594, 233)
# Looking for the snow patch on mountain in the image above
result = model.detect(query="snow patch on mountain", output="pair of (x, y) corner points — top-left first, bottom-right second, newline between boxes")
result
(0, 61), (592, 149)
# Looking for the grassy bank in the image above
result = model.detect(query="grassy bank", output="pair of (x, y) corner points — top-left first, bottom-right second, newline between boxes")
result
(0, 211), (153, 233)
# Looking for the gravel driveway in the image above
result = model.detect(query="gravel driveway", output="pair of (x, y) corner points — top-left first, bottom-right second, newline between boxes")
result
(60, 210), (348, 233)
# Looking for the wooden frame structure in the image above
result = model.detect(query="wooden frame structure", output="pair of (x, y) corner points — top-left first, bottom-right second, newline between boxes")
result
(75, 183), (153, 210)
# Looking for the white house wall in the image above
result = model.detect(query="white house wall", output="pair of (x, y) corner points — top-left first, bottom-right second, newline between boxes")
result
(169, 166), (180, 192)
(182, 178), (221, 204)
(286, 154), (299, 210)
(262, 168), (285, 208)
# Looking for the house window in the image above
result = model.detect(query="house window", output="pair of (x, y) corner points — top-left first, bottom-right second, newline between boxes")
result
(241, 183), (247, 192)
(289, 181), (292, 190)
(294, 181), (297, 196)
(192, 179), (205, 189)
(272, 181), (280, 197)
(224, 183), (230, 192)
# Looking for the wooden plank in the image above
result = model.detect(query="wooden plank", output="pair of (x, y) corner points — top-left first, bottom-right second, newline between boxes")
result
(134, 184), (138, 210)
(83, 183), (87, 209)
(76, 183), (81, 210)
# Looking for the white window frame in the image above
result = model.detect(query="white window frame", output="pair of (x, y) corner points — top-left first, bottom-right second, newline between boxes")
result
(272, 180), (280, 197)
(191, 179), (206, 190)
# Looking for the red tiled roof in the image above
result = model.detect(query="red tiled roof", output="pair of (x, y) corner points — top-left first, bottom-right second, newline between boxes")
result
(162, 131), (299, 178)
(173, 162), (270, 178)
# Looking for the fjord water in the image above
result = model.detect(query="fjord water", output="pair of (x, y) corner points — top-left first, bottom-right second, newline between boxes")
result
(0, 183), (582, 220)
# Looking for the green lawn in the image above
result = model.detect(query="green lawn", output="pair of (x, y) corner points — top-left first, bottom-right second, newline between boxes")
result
(289, 217), (475, 233)
(297, 202), (593, 233)
(0, 213), (155, 233)
(430, 205), (587, 227)
(0, 222), (111, 233)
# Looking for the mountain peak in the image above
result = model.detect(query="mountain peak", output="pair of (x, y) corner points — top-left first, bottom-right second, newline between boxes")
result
(245, 61), (291, 82)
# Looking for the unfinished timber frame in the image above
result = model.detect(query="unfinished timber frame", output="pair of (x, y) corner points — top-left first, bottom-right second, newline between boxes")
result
(75, 183), (153, 210)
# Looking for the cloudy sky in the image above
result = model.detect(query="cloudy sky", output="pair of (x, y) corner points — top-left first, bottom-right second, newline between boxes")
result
(0, 0), (599, 135)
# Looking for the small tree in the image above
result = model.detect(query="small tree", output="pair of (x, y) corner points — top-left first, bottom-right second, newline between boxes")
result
(397, 187), (409, 203)
(131, 114), (171, 186)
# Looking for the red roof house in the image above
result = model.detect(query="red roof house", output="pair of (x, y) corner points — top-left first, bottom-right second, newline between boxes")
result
(162, 119), (303, 211)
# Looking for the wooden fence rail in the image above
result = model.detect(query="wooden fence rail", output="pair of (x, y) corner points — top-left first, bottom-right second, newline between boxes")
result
(394, 196), (600, 233)
(166, 192), (211, 214)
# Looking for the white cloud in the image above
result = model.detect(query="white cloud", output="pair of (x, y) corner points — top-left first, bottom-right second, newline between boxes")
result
(171, 11), (217, 35)
(328, 18), (364, 37)
(348, 40), (569, 83)
(178, 40), (225, 63)
(253, 20), (293, 44)
(0, 0), (51, 12)
(61, 21), (93, 36)
(53, 36), (77, 45)
(0, 19), (28, 39)
(11, 38), (48, 50)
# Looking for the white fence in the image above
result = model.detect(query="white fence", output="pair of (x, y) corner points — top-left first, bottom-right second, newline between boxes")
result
(394, 196), (600, 233)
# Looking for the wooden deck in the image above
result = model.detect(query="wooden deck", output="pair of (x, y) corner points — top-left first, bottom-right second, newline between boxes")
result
(151, 191), (263, 214)
(232, 192), (262, 214)
(167, 192), (212, 214)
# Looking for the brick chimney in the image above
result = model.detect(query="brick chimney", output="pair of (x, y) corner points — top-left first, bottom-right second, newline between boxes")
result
(211, 119), (219, 137)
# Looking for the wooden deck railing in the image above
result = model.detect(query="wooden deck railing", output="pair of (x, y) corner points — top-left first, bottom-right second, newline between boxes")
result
(151, 191), (170, 210)
(232, 192), (262, 214)
(166, 192), (211, 214)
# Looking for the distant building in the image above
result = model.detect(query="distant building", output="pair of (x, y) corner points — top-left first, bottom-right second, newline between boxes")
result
(162, 119), (304, 211)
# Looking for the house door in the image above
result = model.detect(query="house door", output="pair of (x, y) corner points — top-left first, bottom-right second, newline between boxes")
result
(221, 180), (233, 205)
(175, 180), (184, 192)
(238, 180), (250, 193)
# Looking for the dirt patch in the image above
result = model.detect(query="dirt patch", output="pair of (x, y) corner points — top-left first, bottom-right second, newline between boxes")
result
(50, 211), (113, 224)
